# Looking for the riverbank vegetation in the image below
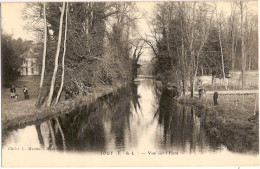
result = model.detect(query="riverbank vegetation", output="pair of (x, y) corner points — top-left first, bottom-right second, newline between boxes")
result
(143, 2), (257, 95)
(2, 75), (127, 130)
(1, 34), (38, 86)
(178, 94), (259, 153)
(2, 2), (146, 129)
(20, 2), (144, 108)
(142, 2), (259, 153)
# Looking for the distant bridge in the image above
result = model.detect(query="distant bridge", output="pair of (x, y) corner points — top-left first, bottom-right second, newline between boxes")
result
(137, 75), (154, 79)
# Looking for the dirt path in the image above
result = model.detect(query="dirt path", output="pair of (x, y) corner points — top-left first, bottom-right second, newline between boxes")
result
(186, 90), (258, 95)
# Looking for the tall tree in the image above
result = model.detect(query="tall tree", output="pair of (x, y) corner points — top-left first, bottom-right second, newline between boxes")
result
(240, 1), (246, 89)
(1, 34), (24, 85)
(214, 3), (226, 89)
(131, 40), (144, 80)
(229, 2), (238, 70)
(55, 2), (69, 105)
(35, 3), (47, 108)
(46, 2), (65, 107)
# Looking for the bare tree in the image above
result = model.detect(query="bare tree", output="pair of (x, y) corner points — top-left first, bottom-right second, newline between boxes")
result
(214, 3), (226, 89)
(55, 2), (69, 105)
(131, 40), (144, 79)
(46, 2), (65, 107)
(35, 3), (47, 108)
(229, 2), (238, 70)
(235, 1), (247, 89)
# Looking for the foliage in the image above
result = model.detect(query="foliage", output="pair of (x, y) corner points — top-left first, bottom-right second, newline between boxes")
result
(1, 34), (31, 86)
(23, 2), (140, 105)
(147, 1), (257, 93)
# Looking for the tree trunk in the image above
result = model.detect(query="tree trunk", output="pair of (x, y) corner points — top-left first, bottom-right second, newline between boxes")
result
(241, 2), (245, 106)
(132, 60), (138, 80)
(47, 120), (57, 149)
(190, 73), (194, 97)
(254, 93), (257, 115)
(55, 2), (69, 105)
(231, 30), (236, 70)
(179, 5), (186, 96)
(35, 125), (44, 146)
(215, 3), (226, 90)
(218, 24), (226, 90)
(230, 4), (237, 71)
(248, 55), (251, 70)
(46, 2), (65, 107)
(189, 2), (196, 98)
(240, 1), (246, 90)
(54, 117), (66, 150)
(35, 3), (47, 108)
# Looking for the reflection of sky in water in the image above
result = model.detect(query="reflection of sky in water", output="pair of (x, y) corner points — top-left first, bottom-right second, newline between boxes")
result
(2, 79), (258, 161)
(129, 80), (158, 151)
(3, 124), (48, 150)
(4, 126), (40, 148)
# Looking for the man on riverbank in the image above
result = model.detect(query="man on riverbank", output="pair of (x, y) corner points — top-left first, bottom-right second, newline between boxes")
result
(23, 86), (29, 99)
(10, 85), (16, 99)
(198, 86), (202, 99)
(213, 91), (218, 105)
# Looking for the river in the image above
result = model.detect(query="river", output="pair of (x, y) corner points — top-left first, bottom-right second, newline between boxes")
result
(2, 79), (258, 166)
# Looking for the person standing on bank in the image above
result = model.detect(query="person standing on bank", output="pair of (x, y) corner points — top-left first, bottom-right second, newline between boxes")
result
(23, 86), (29, 99)
(213, 91), (218, 105)
(198, 86), (202, 99)
(10, 85), (16, 98)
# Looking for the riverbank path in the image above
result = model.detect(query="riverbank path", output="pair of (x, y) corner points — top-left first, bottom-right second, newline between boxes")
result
(186, 90), (258, 95)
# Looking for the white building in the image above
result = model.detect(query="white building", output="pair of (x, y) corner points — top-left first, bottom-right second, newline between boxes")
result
(20, 48), (40, 75)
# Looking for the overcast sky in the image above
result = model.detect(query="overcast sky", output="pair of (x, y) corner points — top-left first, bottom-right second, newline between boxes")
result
(1, 2), (154, 41)
(1, 1), (258, 61)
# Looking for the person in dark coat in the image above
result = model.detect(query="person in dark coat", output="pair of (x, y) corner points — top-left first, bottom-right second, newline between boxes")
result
(213, 91), (218, 105)
(10, 85), (16, 98)
(23, 86), (29, 99)
(198, 86), (202, 99)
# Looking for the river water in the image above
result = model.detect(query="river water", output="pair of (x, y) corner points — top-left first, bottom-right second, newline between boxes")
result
(2, 79), (258, 166)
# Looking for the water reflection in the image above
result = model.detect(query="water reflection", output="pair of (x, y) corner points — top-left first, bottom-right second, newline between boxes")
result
(3, 79), (224, 154)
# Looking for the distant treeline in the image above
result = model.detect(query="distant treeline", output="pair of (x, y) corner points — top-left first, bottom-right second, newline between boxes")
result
(145, 2), (257, 95)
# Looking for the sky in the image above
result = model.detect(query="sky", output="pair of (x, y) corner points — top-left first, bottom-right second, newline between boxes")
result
(1, 2), (155, 41)
(1, 3), (33, 40)
(1, 1), (258, 61)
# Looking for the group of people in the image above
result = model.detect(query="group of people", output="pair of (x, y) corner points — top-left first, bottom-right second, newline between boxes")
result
(198, 85), (218, 105)
(10, 85), (29, 100)
(198, 86), (206, 99)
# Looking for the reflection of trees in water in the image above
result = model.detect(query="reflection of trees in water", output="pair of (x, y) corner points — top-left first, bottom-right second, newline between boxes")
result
(152, 81), (162, 112)
(57, 100), (107, 151)
(34, 100), (107, 151)
(131, 82), (141, 114)
(47, 120), (57, 149)
(35, 124), (44, 147)
(34, 86), (134, 152)
(155, 88), (221, 153)
(109, 88), (132, 148)
(104, 85), (146, 149)
(34, 118), (66, 151)
(54, 117), (66, 150)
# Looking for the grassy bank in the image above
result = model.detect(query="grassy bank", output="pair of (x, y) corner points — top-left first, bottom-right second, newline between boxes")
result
(2, 78), (127, 131)
(178, 93), (259, 153)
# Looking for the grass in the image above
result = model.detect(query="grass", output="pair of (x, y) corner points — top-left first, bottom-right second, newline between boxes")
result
(2, 76), (127, 131)
(203, 84), (258, 91)
(2, 76), (41, 124)
(178, 93), (259, 153)
(2, 76), (48, 124)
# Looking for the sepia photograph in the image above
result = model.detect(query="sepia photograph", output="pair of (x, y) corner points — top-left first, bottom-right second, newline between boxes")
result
(1, 0), (259, 167)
